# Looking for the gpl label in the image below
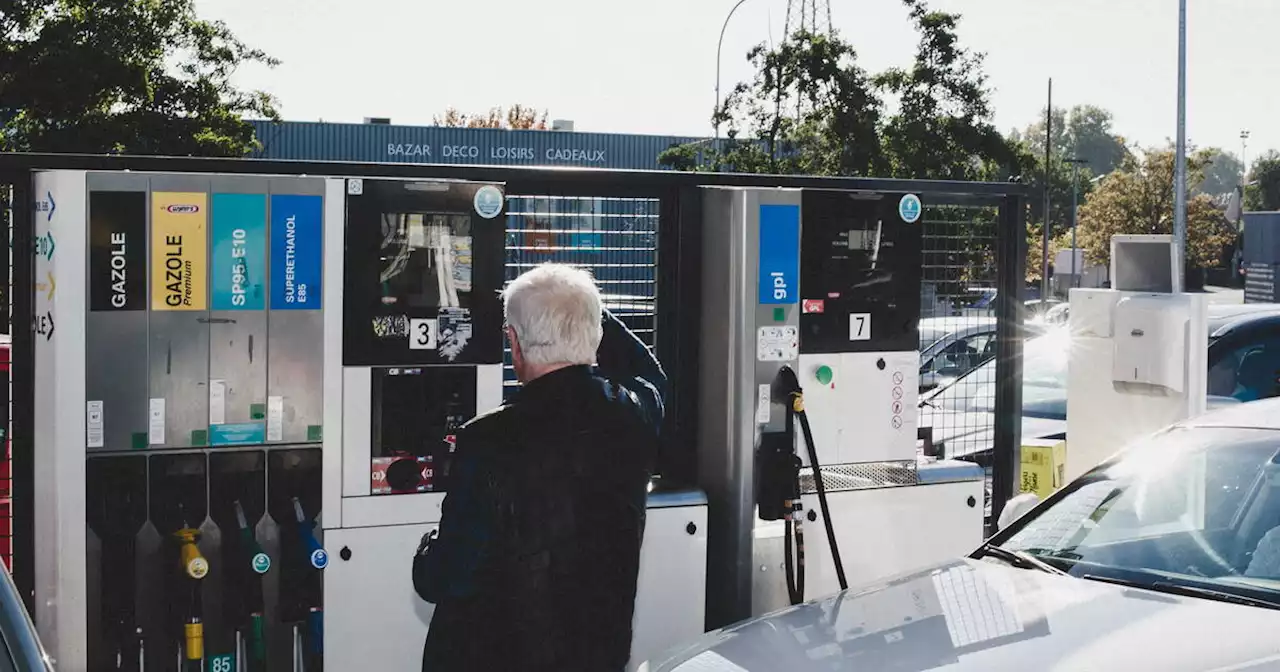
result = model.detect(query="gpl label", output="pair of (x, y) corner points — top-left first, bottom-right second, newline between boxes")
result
(310, 548), (329, 569)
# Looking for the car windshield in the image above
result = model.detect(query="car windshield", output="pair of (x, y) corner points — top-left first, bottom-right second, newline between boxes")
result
(919, 326), (948, 351)
(929, 328), (1070, 419)
(995, 426), (1280, 603)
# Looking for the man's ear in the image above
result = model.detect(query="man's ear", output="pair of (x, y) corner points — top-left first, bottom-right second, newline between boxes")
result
(507, 326), (522, 362)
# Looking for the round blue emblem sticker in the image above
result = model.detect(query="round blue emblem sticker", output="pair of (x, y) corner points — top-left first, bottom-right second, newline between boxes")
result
(899, 194), (922, 224)
(474, 185), (504, 219)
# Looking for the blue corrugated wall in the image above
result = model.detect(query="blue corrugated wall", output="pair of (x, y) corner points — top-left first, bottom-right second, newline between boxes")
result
(248, 119), (708, 171)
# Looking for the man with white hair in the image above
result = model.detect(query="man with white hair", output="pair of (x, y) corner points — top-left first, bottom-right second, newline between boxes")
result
(414, 263), (666, 672)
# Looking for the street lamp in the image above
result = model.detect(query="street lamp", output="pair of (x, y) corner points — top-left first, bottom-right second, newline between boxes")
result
(1065, 157), (1089, 288)
(715, 0), (757, 141)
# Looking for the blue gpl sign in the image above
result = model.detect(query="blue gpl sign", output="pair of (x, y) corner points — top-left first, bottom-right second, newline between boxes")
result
(899, 194), (922, 224)
(757, 204), (801, 305)
(310, 548), (329, 569)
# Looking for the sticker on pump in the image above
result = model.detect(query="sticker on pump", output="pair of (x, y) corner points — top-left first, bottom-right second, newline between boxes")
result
(802, 299), (825, 314)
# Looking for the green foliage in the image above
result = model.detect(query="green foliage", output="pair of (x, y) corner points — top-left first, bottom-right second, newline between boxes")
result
(1197, 148), (1244, 198)
(1011, 105), (1130, 178)
(874, 2), (1011, 181)
(659, 0), (1016, 180)
(1077, 147), (1234, 271)
(1245, 150), (1280, 211)
(0, 0), (278, 156)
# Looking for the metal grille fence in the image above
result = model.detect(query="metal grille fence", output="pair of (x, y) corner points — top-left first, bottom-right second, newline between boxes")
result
(502, 195), (661, 396)
(916, 204), (1007, 510)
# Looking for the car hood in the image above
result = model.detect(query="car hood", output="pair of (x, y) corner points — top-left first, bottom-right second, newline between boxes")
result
(647, 559), (1280, 672)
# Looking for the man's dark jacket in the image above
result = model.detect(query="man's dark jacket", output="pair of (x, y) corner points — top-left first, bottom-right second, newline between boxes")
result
(414, 312), (666, 671)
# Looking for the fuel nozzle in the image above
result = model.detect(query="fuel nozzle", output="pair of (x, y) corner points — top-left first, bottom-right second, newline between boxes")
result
(234, 500), (269, 667)
(771, 365), (804, 412)
(293, 498), (327, 568)
(174, 516), (208, 581)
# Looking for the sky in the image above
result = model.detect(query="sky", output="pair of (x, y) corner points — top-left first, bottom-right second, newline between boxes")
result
(195, 0), (1280, 164)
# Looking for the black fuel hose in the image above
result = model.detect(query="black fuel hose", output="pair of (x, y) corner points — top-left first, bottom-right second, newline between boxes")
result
(795, 407), (848, 593)
(774, 366), (848, 603)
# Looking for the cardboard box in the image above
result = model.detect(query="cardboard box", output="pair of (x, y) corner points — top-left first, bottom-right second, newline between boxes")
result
(1020, 439), (1067, 500)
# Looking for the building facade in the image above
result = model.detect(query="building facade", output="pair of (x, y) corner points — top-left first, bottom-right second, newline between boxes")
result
(248, 119), (707, 171)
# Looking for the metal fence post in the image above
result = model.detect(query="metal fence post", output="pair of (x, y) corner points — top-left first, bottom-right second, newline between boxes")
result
(990, 193), (1027, 534)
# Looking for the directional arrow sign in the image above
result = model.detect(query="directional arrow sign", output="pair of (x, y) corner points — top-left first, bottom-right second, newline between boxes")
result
(47, 271), (55, 301)
(47, 191), (55, 222)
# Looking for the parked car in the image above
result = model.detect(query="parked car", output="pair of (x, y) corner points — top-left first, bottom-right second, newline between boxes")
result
(918, 318), (998, 393)
(0, 556), (52, 671)
(919, 304), (1280, 463)
(918, 318), (1050, 394)
(645, 398), (1280, 672)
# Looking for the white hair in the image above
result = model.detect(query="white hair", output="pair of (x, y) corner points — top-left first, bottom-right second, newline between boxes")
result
(503, 263), (603, 367)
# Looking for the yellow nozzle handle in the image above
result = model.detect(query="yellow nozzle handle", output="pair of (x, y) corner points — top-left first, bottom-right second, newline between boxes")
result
(178, 533), (208, 580)
(184, 621), (204, 660)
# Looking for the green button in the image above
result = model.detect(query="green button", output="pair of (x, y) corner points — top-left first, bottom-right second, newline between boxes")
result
(815, 365), (834, 385)
(773, 307), (785, 322)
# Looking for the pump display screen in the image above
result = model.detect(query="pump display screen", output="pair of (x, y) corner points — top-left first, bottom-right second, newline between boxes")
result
(344, 179), (505, 367)
(799, 191), (922, 354)
(370, 366), (476, 494)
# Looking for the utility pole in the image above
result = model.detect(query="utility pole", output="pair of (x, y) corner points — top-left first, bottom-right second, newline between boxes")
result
(1066, 158), (1089, 288)
(1041, 78), (1053, 301)
(1174, 0), (1188, 288)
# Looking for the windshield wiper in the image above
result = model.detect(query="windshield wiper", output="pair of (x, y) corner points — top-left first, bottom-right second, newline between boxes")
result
(975, 543), (1067, 575)
(1080, 574), (1280, 611)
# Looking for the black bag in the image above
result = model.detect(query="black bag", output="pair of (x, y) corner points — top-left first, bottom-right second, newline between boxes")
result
(412, 529), (439, 602)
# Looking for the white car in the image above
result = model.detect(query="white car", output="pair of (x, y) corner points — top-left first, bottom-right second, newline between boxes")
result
(647, 398), (1280, 672)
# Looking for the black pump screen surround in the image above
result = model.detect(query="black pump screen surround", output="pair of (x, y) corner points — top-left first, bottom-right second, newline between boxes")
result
(798, 190), (923, 354)
(343, 178), (506, 367)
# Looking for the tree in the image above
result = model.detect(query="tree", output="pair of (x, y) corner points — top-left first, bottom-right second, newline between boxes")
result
(434, 105), (549, 130)
(1076, 147), (1234, 271)
(1245, 150), (1280, 211)
(874, 0), (1012, 181)
(1011, 105), (1129, 178)
(0, 0), (279, 156)
(659, 0), (1015, 180)
(659, 29), (883, 176)
(1197, 148), (1244, 198)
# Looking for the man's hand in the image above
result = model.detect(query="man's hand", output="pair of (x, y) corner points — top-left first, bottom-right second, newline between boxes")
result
(417, 529), (439, 557)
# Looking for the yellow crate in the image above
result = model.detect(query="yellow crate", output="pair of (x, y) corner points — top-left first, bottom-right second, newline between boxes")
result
(1020, 439), (1067, 500)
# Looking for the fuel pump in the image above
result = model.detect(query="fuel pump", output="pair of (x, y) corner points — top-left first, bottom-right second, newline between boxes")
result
(699, 186), (987, 629)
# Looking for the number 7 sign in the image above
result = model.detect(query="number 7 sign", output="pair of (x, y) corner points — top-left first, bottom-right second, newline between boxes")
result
(849, 313), (871, 341)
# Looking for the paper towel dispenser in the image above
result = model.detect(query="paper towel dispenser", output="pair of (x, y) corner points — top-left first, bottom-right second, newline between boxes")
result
(1111, 295), (1187, 393)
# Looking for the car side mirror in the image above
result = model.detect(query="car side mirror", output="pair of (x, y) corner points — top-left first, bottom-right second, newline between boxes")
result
(997, 493), (1041, 532)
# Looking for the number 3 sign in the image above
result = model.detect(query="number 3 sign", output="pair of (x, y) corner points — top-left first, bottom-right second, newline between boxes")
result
(409, 318), (438, 350)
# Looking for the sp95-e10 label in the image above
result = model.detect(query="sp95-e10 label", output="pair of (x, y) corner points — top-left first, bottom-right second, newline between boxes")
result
(211, 193), (266, 310)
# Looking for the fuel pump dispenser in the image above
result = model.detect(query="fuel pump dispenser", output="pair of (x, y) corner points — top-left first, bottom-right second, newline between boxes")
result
(697, 187), (987, 628)
(26, 164), (702, 671)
